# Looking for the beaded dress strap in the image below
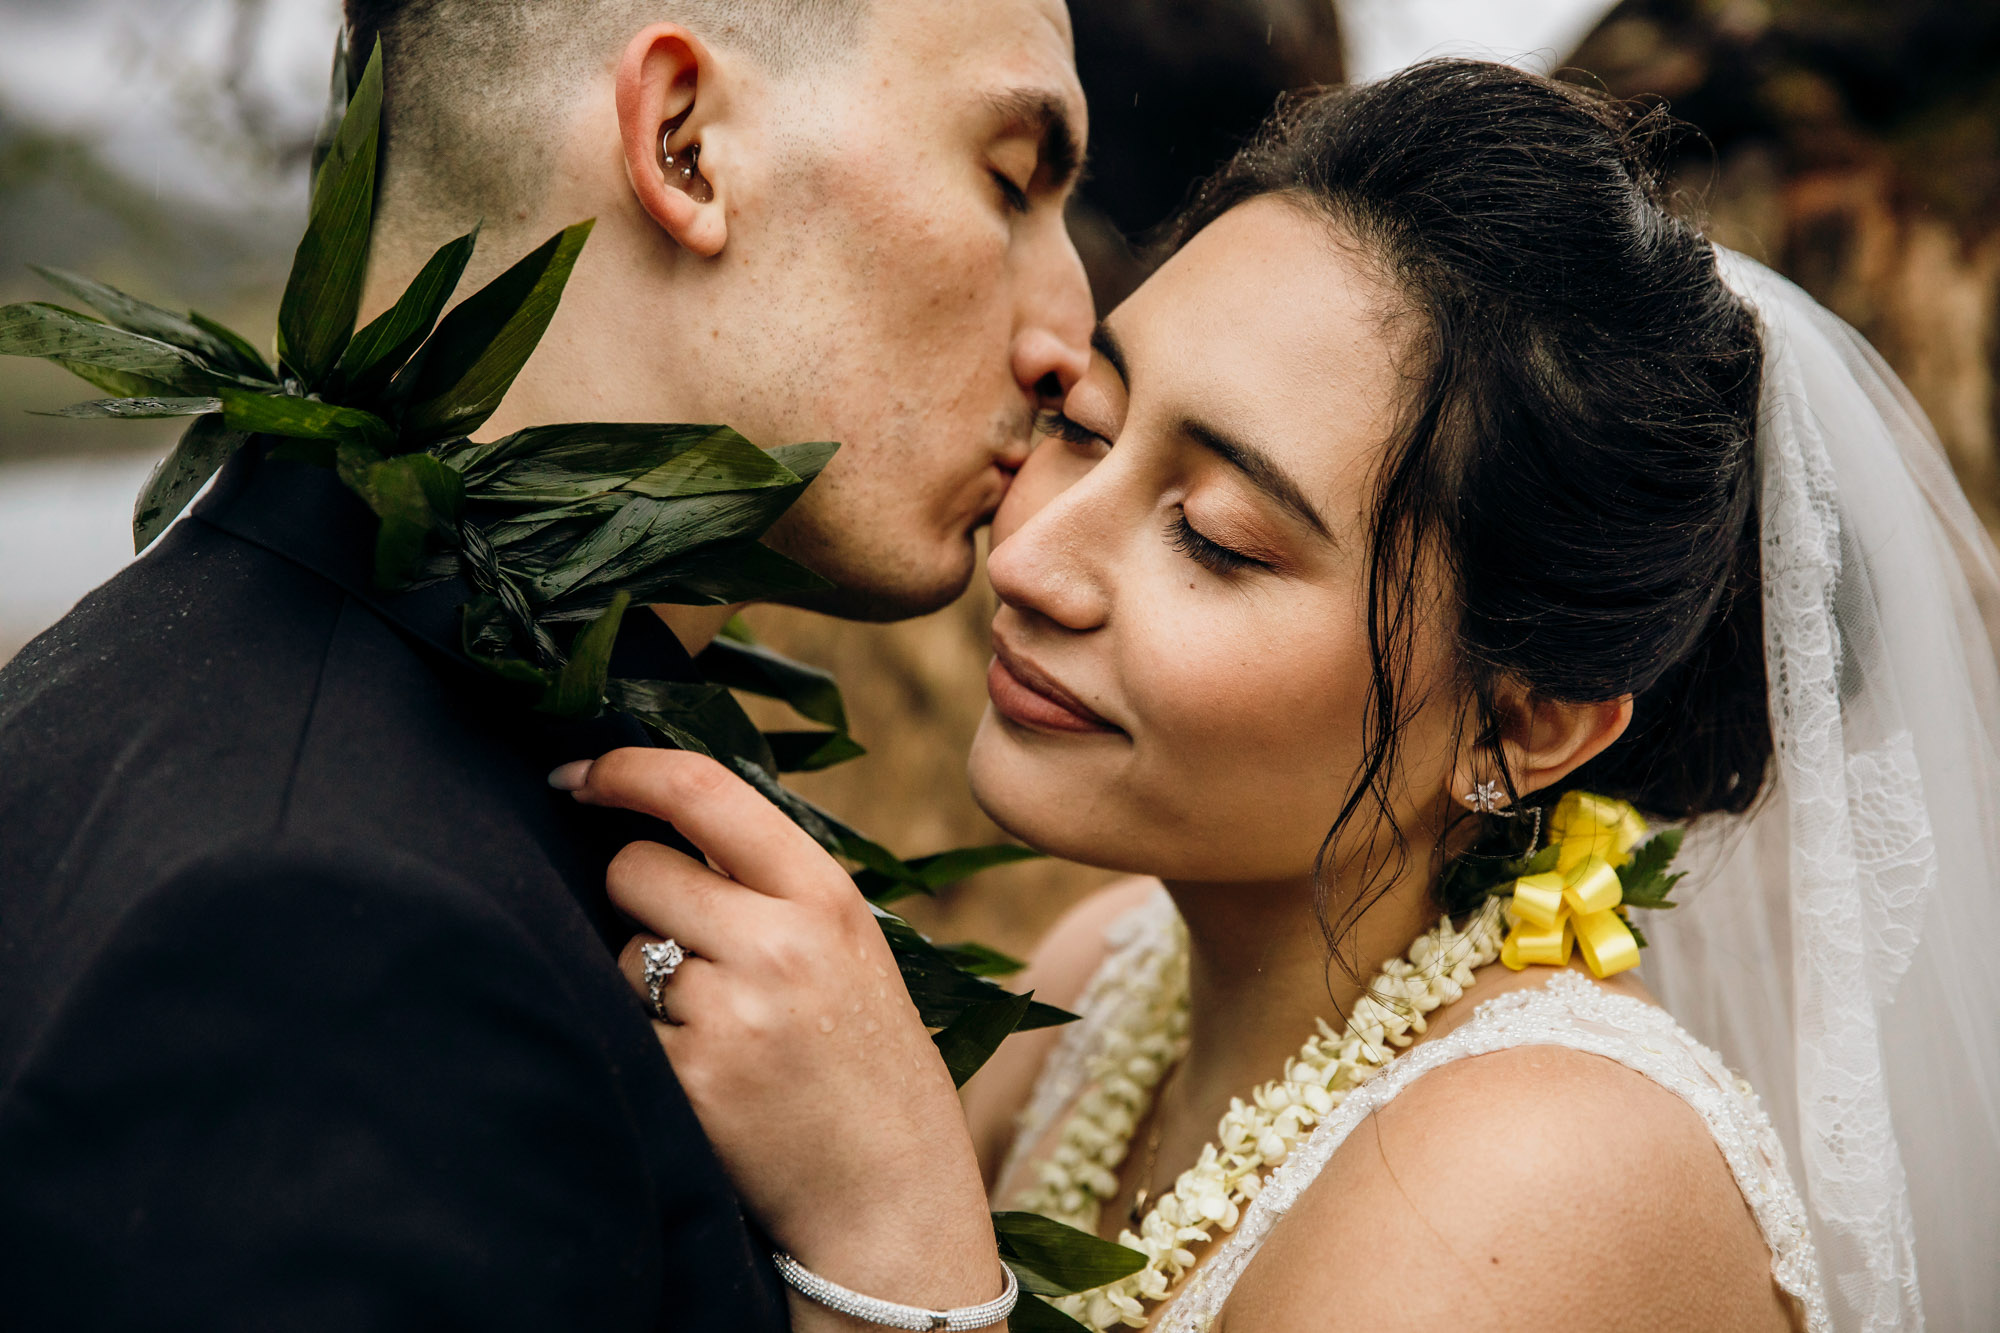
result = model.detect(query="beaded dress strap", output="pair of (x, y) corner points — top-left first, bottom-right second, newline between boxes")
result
(999, 888), (1182, 1200)
(1153, 970), (1831, 1332)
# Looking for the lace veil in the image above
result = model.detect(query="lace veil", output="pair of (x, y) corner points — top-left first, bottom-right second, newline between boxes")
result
(1643, 252), (2000, 1332)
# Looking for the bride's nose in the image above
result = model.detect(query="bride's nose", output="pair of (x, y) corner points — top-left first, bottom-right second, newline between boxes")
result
(987, 465), (1116, 632)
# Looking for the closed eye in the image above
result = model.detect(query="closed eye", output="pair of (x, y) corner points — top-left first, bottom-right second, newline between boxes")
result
(1035, 407), (1107, 453)
(992, 170), (1031, 215)
(1170, 511), (1266, 575)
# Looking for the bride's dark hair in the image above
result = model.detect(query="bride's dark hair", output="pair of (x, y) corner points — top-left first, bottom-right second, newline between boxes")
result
(1167, 59), (1769, 926)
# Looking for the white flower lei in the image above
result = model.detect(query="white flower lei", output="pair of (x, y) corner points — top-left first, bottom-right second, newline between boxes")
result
(1012, 898), (1507, 1330)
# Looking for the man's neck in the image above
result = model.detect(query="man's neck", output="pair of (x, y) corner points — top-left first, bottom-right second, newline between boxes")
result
(360, 216), (741, 663)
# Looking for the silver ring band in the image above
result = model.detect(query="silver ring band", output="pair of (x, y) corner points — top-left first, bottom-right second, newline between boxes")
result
(771, 1252), (1019, 1331)
(639, 938), (686, 1021)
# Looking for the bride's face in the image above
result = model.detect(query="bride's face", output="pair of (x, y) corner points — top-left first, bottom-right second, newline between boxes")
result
(968, 197), (1461, 882)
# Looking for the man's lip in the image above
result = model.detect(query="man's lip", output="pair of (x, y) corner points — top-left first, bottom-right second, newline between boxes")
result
(987, 638), (1121, 734)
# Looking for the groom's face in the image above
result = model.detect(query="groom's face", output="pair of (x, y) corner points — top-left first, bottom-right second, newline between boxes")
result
(707, 0), (1094, 619)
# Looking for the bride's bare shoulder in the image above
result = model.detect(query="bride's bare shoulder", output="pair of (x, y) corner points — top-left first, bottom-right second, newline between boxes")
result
(961, 877), (1162, 1183)
(1220, 1039), (1799, 1332)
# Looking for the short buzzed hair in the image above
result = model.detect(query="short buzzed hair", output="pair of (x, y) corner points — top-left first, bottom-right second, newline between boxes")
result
(345, 1), (867, 234)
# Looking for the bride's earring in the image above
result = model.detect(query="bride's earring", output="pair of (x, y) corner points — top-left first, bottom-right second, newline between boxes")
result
(1463, 780), (1543, 849)
(1462, 780), (1508, 814)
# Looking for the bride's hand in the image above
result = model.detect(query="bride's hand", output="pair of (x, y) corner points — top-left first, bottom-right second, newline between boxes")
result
(556, 749), (1005, 1319)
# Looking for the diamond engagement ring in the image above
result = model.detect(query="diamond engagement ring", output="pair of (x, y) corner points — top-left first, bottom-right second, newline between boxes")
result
(640, 938), (686, 1021)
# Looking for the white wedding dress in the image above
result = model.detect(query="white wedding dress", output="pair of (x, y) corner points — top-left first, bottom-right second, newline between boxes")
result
(1003, 888), (1833, 1332)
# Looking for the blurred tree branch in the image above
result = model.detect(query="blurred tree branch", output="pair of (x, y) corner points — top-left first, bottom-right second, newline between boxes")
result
(1572, 0), (2000, 523)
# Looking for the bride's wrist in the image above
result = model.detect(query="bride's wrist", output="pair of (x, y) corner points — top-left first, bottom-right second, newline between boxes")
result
(773, 1190), (1001, 1319)
(774, 1250), (1017, 1331)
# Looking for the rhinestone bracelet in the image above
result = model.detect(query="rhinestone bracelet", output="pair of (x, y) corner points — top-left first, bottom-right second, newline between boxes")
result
(771, 1252), (1019, 1331)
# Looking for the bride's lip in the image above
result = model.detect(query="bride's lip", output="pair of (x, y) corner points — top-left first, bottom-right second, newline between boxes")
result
(988, 638), (1121, 735)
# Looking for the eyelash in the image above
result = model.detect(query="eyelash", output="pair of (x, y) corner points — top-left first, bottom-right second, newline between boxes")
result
(992, 170), (1031, 215)
(1170, 512), (1264, 575)
(1035, 407), (1103, 450)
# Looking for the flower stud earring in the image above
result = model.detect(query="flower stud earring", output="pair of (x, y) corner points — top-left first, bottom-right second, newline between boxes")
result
(1463, 779), (1508, 814)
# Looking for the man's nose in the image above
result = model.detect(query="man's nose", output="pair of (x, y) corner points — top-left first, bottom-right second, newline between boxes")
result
(1012, 226), (1095, 407)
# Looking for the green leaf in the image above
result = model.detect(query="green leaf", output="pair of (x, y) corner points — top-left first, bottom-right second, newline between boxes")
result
(608, 678), (776, 772)
(1617, 828), (1686, 910)
(459, 422), (795, 503)
(37, 396), (220, 419)
(764, 439), (839, 483)
(696, 636), (847, 732)
(935, 940), (1027, 978)
(874, 908), (1074, 1033)
(716, 758), (986, 907)
(718, 614), (757, 644)
(340, 449), (465, 587)
(29, 267), (270, 381)
(218, 387), (391, 450)
(539, 592), (628, 719)
(994, 1212), (1146, 1296)
(53, 360), (181, 400)
(764, 730), (867, 772)
(332, 226), (478, 402)
(1006, 1294), (1092, 1333)
(612, 540), (835, 608)
(397, 219), (594, 441)
(905, 844), (1043, 887)
(1, 302), (219, 393)
(724, 756), (849, 852)
(624, 427), (802, 498)
(278, 40), (382, 388)
(855, 844), (1043, 904)
(933, 989), (1033, 1086)
(529, 485), (817, 606)
(133, 413), (250, 552)
(188, 311), (275, 381)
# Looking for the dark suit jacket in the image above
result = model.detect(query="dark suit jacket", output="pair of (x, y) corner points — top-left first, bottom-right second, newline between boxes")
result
(0, 448), (788, 1331)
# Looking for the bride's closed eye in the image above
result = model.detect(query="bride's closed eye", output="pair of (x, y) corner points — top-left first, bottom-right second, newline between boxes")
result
(1170, 510), (1266, 575)
(1035, 407), (1110, 456)
(1034, 409), (1269, 574)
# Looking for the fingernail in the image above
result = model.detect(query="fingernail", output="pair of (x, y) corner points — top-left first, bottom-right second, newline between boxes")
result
(547, 760), (593, 792)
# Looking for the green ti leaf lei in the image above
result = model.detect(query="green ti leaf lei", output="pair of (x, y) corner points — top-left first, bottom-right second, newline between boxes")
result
(0, 34), (1123, 1312)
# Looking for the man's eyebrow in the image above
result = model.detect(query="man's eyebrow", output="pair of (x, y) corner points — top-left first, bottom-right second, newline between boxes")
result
(1181, 419), (1332, 539)
(984, 88), (1083, 190)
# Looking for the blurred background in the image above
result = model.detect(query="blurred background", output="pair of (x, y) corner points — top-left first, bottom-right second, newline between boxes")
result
(4, 0), (1998, 958)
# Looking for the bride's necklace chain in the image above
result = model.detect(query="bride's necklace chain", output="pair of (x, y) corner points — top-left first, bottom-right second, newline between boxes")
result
(1013, 898), (1507, 1330)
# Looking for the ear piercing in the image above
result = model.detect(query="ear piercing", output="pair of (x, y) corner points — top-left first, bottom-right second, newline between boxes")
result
(661, 134), (700, 184)
(1464, 779), (1544, 850)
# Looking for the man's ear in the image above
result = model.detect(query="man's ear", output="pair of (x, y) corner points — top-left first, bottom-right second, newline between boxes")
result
(1453, 680), (1633, 806)
(616, 24), (728, 258)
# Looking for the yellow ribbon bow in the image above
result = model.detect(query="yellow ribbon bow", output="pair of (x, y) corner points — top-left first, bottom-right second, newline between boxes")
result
(1499, 791), (1647, 978)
